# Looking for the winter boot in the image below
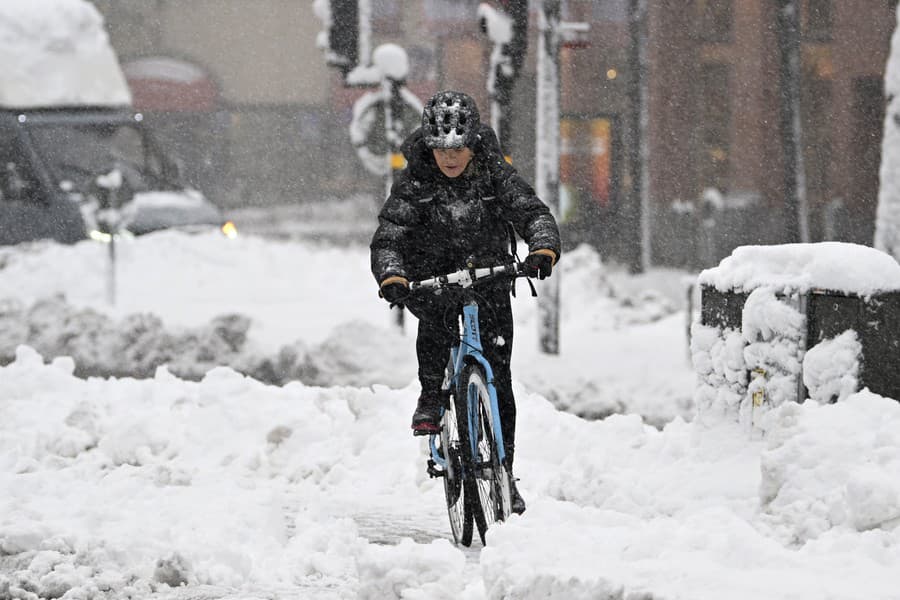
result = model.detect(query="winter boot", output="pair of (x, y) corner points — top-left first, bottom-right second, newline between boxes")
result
(509, 477), (526, 515)
(411, 392), (442, 436)
(505, 444), (526, 515)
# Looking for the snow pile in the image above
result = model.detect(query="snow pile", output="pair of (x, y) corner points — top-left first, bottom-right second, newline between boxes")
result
(698, 242), (900, 296)
(0, 0), (131, 108)
(0, 296), (260, 380)
(691, 321), (746, 419)
(760, 392), (900, 544)
(802, 330), (861, 404)
(0, 345), (449, 599)
(0, 296), (414, 387)
(740, 287), (805, 424)
(3, 345), (900, 599)
(478, 392), (900, 599)
(0, 232), (694, 425)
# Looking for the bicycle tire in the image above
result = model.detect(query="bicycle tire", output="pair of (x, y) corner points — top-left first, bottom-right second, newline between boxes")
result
(459, 363), (512, 545)
(440, 388), (475, 546)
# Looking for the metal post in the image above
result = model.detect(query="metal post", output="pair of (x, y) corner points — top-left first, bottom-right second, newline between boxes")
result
(107, 233), (116, 306)
(628, 0), (651, 273)
(536, 0), (561, 355)
(384, 76), (405, 330)
(95, 171), (122, 306)
(775, 0), (809, 243)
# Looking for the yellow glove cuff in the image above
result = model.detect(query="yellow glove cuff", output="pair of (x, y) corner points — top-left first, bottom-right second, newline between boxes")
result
(529, 248), (558, 266)
(380, 275), (410, 288)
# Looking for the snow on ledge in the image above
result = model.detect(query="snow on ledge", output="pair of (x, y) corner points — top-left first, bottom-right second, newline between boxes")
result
(0, 0), (131, 108)
(698, 242), (900, 296)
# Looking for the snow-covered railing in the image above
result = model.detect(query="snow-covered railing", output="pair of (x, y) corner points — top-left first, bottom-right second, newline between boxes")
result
(691, 242), (900, 428)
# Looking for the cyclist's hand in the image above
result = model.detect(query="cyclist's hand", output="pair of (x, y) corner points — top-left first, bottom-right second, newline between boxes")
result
(379, 276), (410, 304)
(523, 250), (556, 280)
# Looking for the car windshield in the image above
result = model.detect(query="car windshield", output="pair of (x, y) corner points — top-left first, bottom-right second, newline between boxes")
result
(27, 122), (169, 194)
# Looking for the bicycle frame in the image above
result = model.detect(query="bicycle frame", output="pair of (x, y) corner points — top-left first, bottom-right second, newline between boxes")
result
(429, 299), (506, 470)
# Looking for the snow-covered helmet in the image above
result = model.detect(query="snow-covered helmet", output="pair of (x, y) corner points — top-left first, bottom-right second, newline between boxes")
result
(422, 90), (480, 149)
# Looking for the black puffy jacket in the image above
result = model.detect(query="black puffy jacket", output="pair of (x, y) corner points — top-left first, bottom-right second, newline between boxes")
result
(370, 124), (561, 283)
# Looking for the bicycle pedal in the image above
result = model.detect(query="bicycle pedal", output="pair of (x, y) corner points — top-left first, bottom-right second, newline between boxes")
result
(426, 459), (445, 479)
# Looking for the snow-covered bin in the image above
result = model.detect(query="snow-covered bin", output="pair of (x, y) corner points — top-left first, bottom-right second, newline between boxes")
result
(691, 242), (900, 426)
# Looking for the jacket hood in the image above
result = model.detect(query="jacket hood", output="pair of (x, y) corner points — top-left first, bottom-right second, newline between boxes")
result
(401, 123), (503, 181)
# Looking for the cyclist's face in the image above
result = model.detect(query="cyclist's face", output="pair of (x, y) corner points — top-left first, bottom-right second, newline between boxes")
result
(433, 147), (473, 178)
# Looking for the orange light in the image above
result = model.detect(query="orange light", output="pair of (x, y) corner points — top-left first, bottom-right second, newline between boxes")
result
(221, 220), (238, 239)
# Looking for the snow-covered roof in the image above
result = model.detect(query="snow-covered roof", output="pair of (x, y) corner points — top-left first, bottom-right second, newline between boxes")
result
(698, 242), (900, 295)
(0, 0), (131, 109)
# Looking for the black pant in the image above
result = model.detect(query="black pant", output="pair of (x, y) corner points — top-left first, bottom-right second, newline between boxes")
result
(403, 285), (517, 464)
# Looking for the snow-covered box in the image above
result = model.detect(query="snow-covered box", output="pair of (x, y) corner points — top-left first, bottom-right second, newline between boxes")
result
(691, 242), (900, 425)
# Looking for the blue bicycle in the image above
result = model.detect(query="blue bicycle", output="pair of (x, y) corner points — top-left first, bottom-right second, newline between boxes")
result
(410, 261), (527, 546)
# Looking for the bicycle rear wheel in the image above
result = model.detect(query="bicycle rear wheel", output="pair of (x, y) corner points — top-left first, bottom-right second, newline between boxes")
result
(440, 388), (475, 546)
(459, 363), (512, 545)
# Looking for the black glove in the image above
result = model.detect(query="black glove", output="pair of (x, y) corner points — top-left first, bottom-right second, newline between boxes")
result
(379, 277), (410, 304)
(523, 251), (555, 280)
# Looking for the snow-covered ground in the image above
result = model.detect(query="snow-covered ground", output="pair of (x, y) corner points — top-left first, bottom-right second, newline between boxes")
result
(2, 220), (900, 599)
(0, 214), (695, 425)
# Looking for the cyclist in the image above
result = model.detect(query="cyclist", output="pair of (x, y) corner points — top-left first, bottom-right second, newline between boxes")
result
(370, 90), (560, 514)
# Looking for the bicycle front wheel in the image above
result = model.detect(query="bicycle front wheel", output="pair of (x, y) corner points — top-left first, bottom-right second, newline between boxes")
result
(459, 363), (512, 545)
(440, 388), (475, 546)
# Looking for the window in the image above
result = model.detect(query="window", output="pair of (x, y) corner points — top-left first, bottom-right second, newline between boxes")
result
(27, 123), (164, 195)
(805, 0), (833, 41)
(372, 0), (402, 34)
(848, 77), (884, 242)
(423, 0), (480, 24)
(697, 63), (731, 191)
(0, 139), (40, 205)
(407, 45), (437, 82)
(801, 75), (832, 205)
(593, 0), (628, 22)
(696, 0), (733, 42)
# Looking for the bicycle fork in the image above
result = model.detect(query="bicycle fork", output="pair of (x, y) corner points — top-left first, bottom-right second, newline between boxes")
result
(426, 348), (461, 479)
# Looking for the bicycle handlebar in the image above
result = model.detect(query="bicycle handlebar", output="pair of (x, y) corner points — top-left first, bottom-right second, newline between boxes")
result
(409, 262), (524, 291)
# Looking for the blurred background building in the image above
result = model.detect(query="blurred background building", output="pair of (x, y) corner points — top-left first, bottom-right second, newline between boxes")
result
(90, 0), (895, 269)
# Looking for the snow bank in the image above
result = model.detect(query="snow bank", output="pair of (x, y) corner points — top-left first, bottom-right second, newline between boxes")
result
(802, 330), (861, 404)
(740, 287), (805, 423)
(3, 347), (900, 599)
(0, 232), (694, 425)
(760, 391), (900, 543)
(0, 345), (446, 598)
(480, 393), (900, 600)
(0, 0), (131, 108)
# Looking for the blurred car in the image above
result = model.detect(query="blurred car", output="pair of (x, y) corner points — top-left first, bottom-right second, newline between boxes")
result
(0, 108), (231, 245)
(0, 0), (233, 246)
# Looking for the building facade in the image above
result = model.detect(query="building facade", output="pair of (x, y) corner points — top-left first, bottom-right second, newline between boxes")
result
(91, 0), (895, 267)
